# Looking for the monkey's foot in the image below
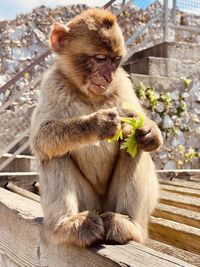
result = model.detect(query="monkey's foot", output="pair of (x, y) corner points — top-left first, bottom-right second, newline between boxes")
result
(101, 212), (145, 244)
(52, 211), (105, 247)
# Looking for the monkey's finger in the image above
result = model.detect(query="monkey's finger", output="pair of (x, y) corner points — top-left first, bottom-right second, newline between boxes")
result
(139, 139), (156, 152)
(135, 126), (151, 138)
(107, 111), (118, 120)
(136, 132), (152, 144)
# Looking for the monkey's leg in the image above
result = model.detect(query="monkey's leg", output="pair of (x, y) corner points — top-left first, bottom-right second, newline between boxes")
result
(40, 156), (104, 247)
(102, 150), (159, 244)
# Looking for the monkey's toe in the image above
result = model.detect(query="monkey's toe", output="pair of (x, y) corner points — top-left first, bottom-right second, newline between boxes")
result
(101, 212), (145, 244)
(52, 211), (105, 247)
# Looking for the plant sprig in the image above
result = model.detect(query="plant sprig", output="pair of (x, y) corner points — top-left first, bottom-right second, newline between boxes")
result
(108, 113), (144, 158)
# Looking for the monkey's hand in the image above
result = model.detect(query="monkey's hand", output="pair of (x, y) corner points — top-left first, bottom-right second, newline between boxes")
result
(135, 119), (163, 152)
(94, 108), (121, 140)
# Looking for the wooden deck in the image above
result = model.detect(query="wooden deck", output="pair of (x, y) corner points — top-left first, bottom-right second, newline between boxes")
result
(0, 172), (200, 266)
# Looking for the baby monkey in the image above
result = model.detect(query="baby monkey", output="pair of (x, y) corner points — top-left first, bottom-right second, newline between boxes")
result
(31, 9), (163, 247)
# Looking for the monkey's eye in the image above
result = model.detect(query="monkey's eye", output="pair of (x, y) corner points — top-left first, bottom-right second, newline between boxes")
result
(94, 55), (107, 63)
(114, 56), (122, 61)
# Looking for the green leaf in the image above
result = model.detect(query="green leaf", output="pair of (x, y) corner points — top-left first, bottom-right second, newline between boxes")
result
(107, 128), (123, 143)
(107, 106), (145, 158)
(121, 117), (137, 126)
(121, 135), (138, 157)
(180, 77), (191, 89)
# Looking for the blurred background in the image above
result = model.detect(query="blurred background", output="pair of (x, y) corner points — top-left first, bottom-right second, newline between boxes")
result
(0, 0), (200, 173)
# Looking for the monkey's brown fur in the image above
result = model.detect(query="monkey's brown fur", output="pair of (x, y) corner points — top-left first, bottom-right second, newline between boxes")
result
(31, 9), (163, 247)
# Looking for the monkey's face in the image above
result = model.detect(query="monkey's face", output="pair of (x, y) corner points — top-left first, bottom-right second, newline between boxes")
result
(50, 9), (125, 97)
(83, 54), (122, 96)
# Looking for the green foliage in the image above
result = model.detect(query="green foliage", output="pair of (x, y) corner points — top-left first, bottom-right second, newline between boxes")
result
(177, 100), (187, 116)
(108, 128), (123, 142)
(136, 82), (146, 100)
(120, 114), (144, 158)
(175, 145), (200, 168)
(108, 114), (144, 158)
(136, 82), (159, 111)
(180, 77), (191, 89)
(146, 87), (159, 111)
(160, 93), (172, 110)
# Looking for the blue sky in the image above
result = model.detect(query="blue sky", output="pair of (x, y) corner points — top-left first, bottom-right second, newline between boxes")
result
(0, 0), (154, 20)
(0, 0), (200, 21)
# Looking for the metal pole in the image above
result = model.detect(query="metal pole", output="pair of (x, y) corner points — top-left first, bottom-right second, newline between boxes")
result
(172, 0), (177, 24)
(163, 0), (169, 42)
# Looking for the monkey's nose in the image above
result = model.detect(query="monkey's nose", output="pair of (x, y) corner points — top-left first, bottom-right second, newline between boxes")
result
(103, 72), (112, 83)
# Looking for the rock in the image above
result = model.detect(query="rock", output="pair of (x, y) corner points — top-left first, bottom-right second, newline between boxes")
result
(172, 131), (185, 146)
(155, 101), (165, 113)
(12, 47), (32, 61)
(164, 160), (176, 170)
(152, 112), (162, 124)
(171, 90), (180, 100)
(163, 114), (174, 128)
(33, 29), (46, 42)
(0, 75), (9, 86)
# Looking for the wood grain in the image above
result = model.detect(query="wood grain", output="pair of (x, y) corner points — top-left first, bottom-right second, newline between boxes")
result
(160, 190), (200, 212)
(0, 188), (193, 267)
(149, 216), (200, 255)
(154, 203), (200, 228)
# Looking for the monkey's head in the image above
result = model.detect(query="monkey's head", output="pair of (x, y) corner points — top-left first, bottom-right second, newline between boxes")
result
(50, 9), (126, 97)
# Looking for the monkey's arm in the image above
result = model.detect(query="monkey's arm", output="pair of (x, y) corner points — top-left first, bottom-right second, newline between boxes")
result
(31, 108), (120, 160)
(116, 69), (163, 151)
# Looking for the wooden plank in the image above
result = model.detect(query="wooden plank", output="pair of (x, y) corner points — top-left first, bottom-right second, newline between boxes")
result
(0, 188), (193, 267)
(0, 173), (38, 192)
(149, 217), (200, 255)
(0, 172), (38, 176)
(5, 182), (40, 202)
(154, 203), (200, 228)
(161, 184), (200, 198)
(2, 153), (35, 159)
(160, 190), (200, 212)
(0, 153), (36, 172)
(147, 239), (200, 266)
(0, 188), (117, 267)
(157, 170), (200, 180)
(0, 128), (30, 159)
(0, 140), (30, 171)
(93, 242), (194, 267)
(160, 178), (200, 190)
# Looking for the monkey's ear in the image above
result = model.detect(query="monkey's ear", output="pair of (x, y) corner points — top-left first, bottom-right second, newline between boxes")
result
(50, 22), (70, 53)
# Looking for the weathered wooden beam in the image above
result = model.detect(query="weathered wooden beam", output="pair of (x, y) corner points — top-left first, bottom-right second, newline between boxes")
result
(5, 182), (40, 202)
(157, 170), (200, 181)
(0, 172), (38, 192)
(154, 203), (200, 228)
(0, 188), (193, 267)
(149, 216), (200, 255)
(159, 178), (200, 190)
(160, 190), (200, 212)
(161, 184), (200, 198)
(146, 239), (200, 266)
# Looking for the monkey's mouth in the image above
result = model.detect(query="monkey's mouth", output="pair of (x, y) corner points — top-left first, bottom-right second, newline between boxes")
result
(88, 81), (108, 95)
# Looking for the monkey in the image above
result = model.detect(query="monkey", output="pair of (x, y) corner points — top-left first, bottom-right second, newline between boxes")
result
(30, 9), (163, 247)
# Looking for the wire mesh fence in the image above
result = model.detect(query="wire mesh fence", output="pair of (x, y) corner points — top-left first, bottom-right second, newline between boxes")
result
(175, 0), (200, 27)
(0, 54), (53, 159)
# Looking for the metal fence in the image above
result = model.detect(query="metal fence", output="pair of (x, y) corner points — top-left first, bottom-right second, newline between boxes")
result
(170, 0), (200, 35)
